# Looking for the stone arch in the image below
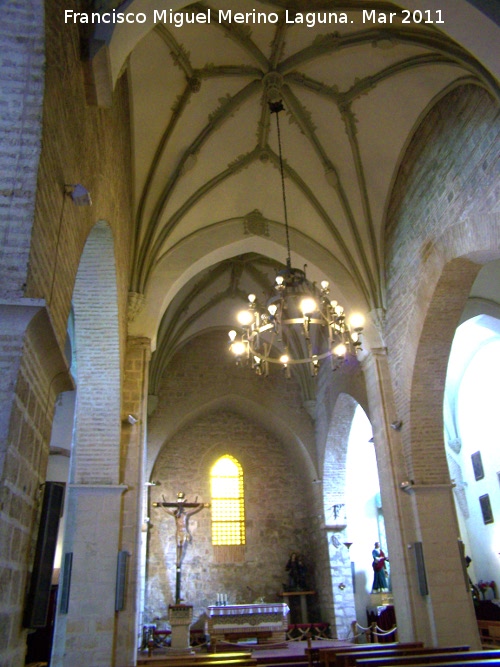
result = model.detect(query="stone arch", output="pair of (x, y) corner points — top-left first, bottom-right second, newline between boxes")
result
(70, 220), (121, 484)
(318, 392), (367, 642)
(130, 220), (364, 343)
(408, 257), (481, 482)
(148, 392), (317, 484)
(385, 83), (500, 476)
(51, 220), (123, 667)
(381, 82), (499, 647)
(323, 393), (358, 512)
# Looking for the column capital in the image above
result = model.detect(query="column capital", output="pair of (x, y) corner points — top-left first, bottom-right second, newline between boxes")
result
(126, 335), (151, 349)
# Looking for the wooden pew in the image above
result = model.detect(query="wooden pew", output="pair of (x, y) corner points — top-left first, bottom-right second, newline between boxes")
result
(333, 646), (470, 667)
(354, 648), (500, 666)
(314, 643), (424, 667)
(137, 652), (257, 667)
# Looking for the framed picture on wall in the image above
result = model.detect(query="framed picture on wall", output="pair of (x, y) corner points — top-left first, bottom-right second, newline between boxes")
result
(479, 494), (494, 525)
(471, 451), (485, 481)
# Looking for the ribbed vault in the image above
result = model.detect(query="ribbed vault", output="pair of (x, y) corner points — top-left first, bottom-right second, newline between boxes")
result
(100, 0), (500, 385)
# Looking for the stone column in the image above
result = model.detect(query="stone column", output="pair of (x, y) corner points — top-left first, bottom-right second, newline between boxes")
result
(0, 303), (73, 667)
(51, 484), (127, 667)
(363, 347), (480, 648)
(114, 337), (151, 667)
(362, 346), (427, 643)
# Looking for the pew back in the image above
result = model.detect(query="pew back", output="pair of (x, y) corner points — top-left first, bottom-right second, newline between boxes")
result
(316, 643), (424, 667)
(334, 646), (470, 667)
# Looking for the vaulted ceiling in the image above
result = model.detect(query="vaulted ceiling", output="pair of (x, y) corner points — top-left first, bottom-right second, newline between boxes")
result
(101, 0), (500, 390)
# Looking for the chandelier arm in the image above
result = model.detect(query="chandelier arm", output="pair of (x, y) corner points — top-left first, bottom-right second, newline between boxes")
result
(247, 345), (333, 365)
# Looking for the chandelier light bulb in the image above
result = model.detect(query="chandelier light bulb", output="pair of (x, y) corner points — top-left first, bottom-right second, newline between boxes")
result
(228, 330), (237, 342)
(268, 304), (278, 316)
(330, 300), (338, 308)
(335, 305), (344, 316)
(300, 297), (317, 316)
(237, 309), (254, 326)
(231, 341), (246, 357)
(349, 313), (365, 330)
(280, 353), (289, 364)
(333, 343), (347, 357)
(248, 293), (256, 304)
(320, 280), (329, 290)
(275, 275), (284, 286)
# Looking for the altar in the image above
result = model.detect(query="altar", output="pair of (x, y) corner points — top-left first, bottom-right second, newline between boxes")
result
(206, 603), (289, 648)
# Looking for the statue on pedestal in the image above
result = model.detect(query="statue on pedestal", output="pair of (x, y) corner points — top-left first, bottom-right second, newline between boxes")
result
(371, 541), (389, 593)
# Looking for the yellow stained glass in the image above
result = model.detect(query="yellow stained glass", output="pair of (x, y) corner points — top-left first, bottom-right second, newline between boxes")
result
(211, 456), (245, 546)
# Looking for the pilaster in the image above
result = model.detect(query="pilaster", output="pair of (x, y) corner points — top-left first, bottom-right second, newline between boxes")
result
(115, 336), (152, 667)
(362, 346), (426, 643)
(52, 484), (128, 667)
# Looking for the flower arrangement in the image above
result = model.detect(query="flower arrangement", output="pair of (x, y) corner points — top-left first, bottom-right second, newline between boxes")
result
(477, 580), (497, 599)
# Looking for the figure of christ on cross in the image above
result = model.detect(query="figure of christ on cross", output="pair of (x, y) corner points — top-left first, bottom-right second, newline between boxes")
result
(153, 492), (210, 603)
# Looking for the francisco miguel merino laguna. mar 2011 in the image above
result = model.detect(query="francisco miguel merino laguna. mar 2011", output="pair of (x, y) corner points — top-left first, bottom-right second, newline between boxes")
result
(64, 8), (446, 28)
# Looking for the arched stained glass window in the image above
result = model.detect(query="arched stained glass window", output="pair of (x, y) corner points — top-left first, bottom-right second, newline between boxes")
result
(210, 455), (245, 546)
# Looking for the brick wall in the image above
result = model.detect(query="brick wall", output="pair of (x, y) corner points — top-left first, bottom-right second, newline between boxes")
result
(26, 0), (133, 352)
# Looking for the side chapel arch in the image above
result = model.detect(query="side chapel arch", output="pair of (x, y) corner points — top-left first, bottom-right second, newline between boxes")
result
(51, 220), (123, 667)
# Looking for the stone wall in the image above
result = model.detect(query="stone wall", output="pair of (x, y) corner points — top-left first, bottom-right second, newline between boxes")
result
(145, 331), (325, 629)
(385, 84), (500, 477)
(146, 409), (315, 626)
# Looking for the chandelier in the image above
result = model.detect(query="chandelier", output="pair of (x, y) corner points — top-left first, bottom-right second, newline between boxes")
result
(228, 101), (364, 377)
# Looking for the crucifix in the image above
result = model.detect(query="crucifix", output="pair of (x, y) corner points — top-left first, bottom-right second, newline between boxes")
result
(153, 491), (210, 603)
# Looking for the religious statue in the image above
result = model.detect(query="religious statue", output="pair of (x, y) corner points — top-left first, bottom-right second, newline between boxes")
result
(371, 541), (389, 593)
(153, 491), (210, 603)
(285, 552), (308, 591)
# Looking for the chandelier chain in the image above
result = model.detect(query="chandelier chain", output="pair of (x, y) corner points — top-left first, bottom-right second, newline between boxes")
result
(272, 103), (292, 269)
(228, 99), (364, 376)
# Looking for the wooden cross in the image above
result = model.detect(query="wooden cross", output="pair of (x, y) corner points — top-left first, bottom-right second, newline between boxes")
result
(153, 492), (210, 603)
